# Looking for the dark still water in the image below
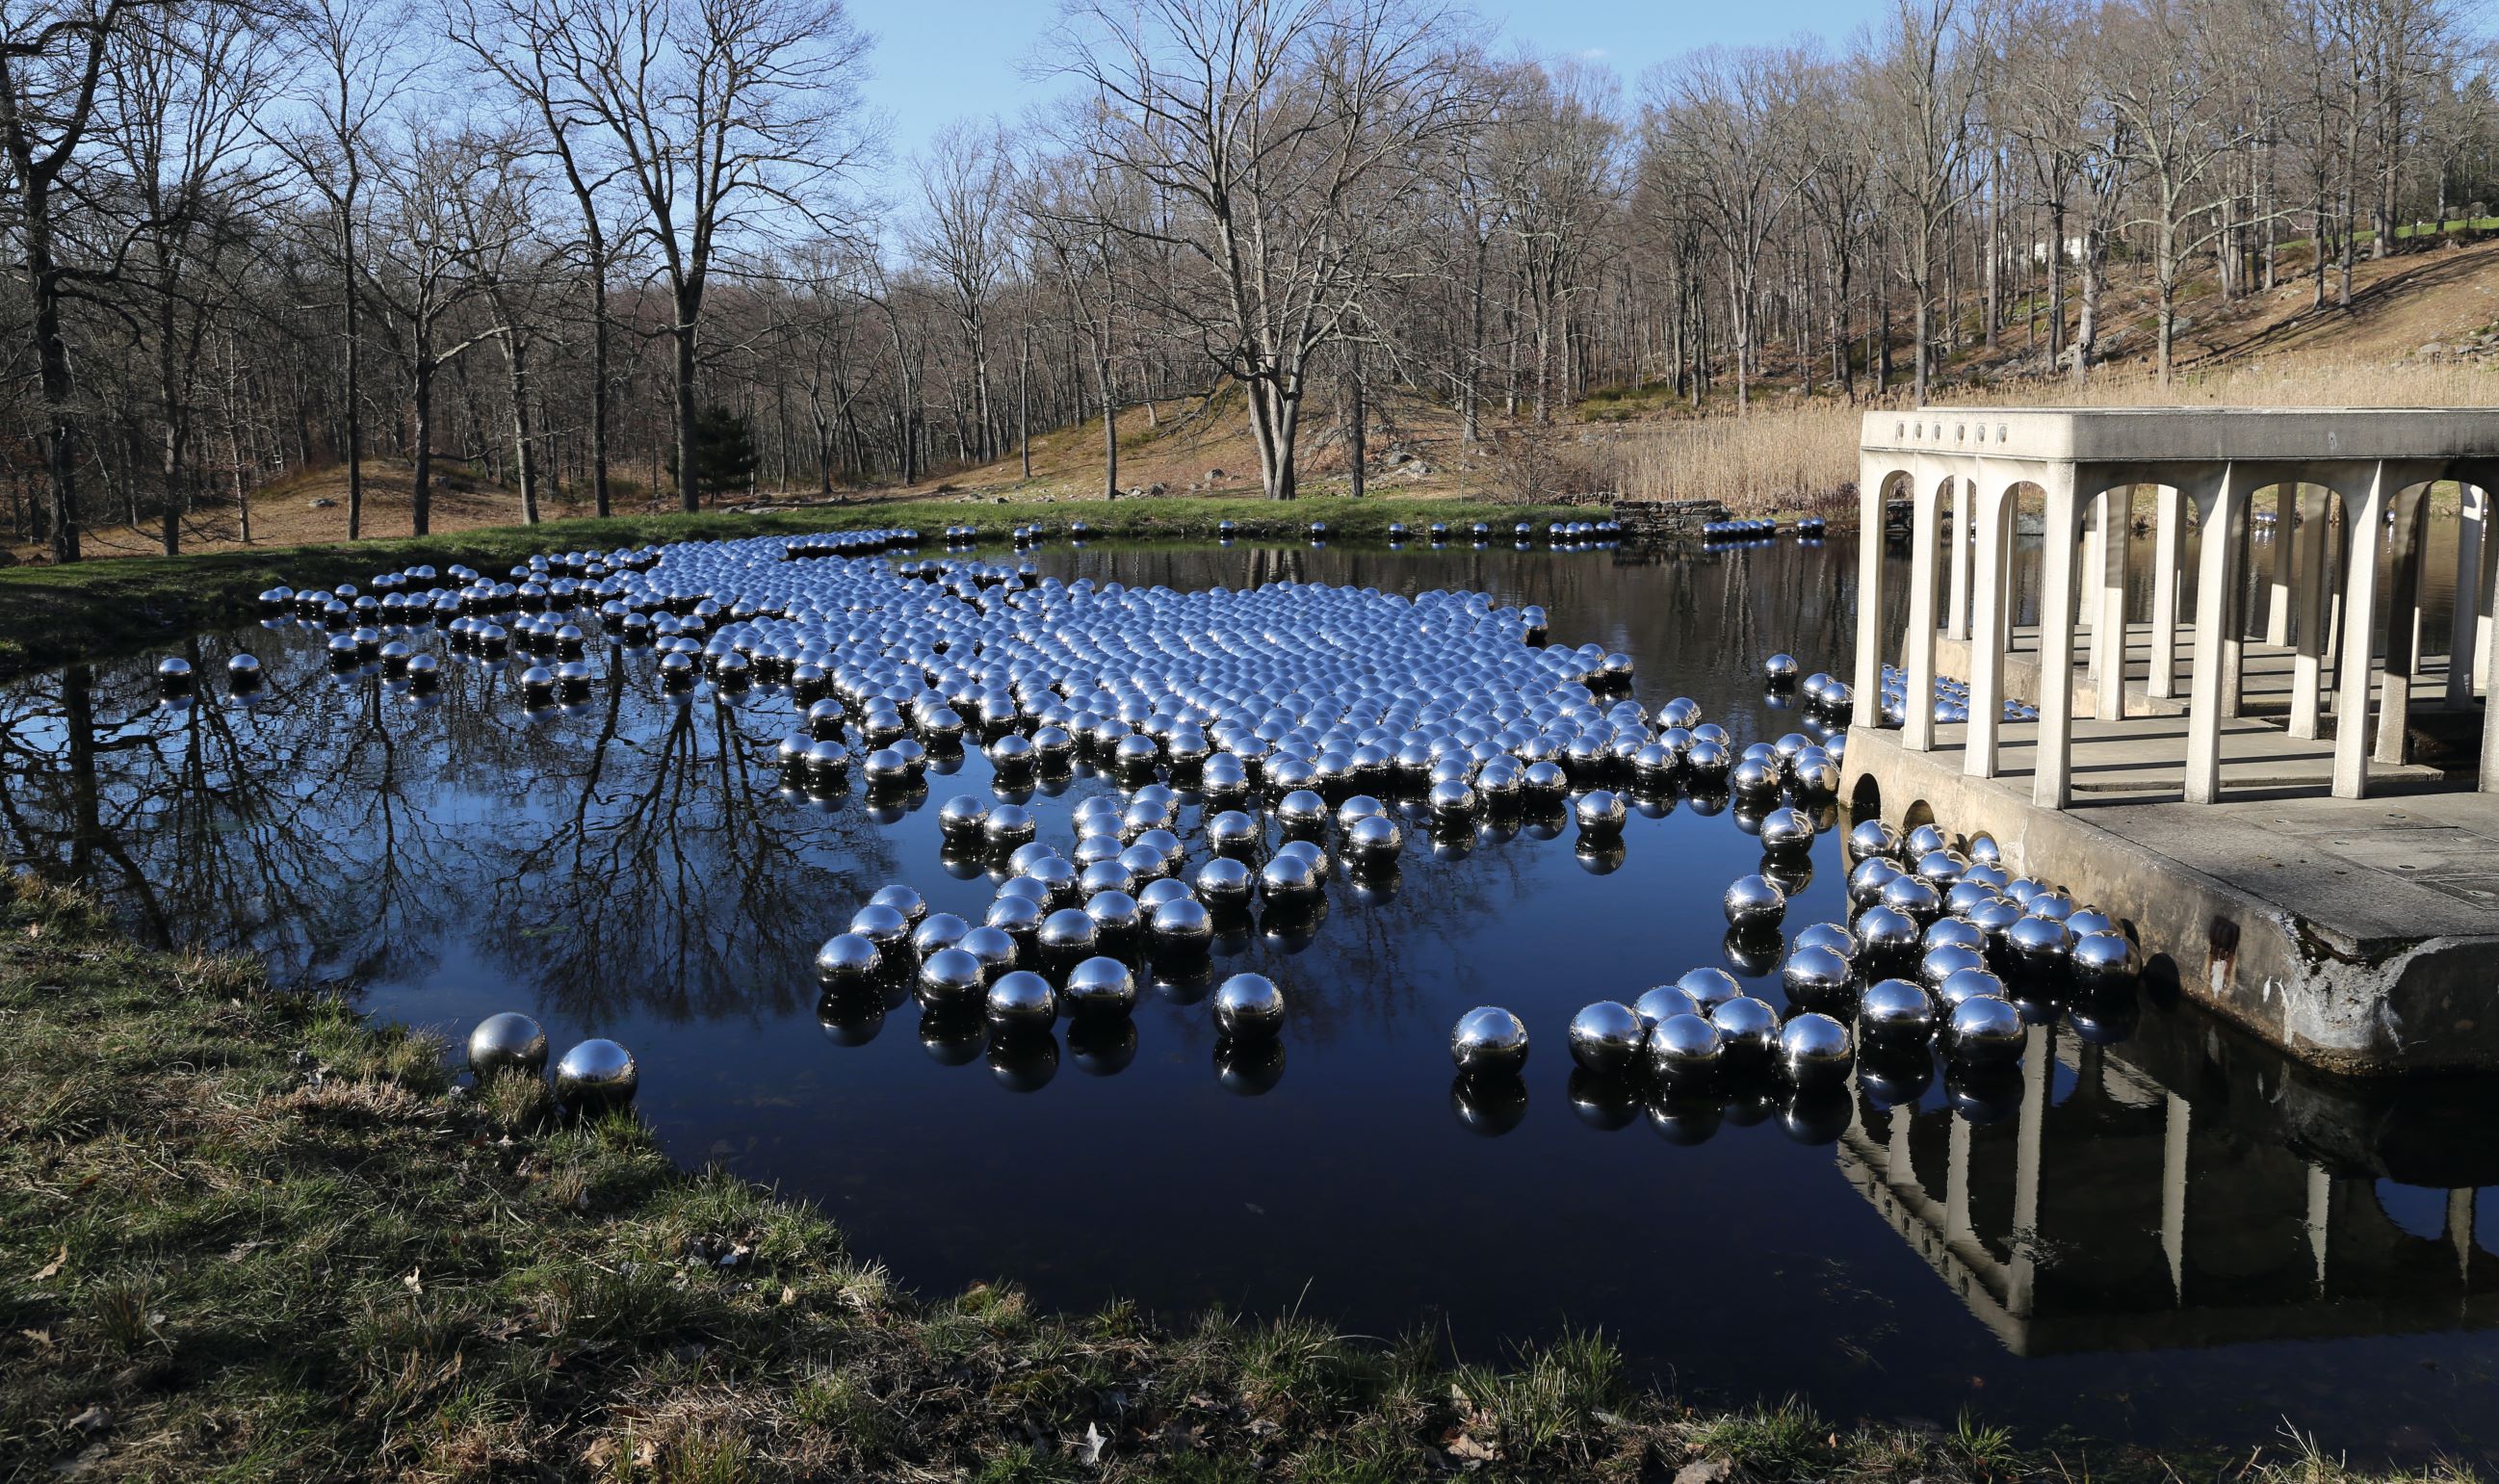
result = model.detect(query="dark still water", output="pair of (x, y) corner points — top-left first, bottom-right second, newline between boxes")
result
(6, 534), (2496, 1463)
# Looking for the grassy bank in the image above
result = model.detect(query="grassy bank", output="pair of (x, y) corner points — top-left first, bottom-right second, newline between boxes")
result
(0, 497), (1584, 682)
(0, 878), (2467, 1483)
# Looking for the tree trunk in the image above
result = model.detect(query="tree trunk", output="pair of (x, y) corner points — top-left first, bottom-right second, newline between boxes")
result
(1344, 343), (1366, 500)
(1097, 348), (1117, 499)
(1018, 327), (1031, 480)
(673, 287), (701, 511)
(340, 202), (363, 541)
(508, 337), (539, 524)
(589, 248), (612, 516)
(411, 354), (435, 536)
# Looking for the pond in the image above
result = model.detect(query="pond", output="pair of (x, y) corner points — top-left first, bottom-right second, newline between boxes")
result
(6, 532), (2497, 1464)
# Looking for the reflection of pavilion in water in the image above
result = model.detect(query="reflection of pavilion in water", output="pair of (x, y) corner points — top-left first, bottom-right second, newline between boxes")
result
(1840, 1016), (2499, 1356)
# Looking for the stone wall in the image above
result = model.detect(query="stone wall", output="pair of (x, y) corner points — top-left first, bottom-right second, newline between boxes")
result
(1610, 498), (1731, 545)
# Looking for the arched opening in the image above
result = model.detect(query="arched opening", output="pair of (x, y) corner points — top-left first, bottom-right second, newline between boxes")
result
(1901, 796), (1936, 833)
(1849, 771), (1883, 825)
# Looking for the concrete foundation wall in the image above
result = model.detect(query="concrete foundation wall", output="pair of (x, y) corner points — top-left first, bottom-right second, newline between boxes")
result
(1842, 728), (2499, 1075)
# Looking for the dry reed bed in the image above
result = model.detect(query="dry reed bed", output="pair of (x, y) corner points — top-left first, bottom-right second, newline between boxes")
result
(1613, 361), (2499, 514)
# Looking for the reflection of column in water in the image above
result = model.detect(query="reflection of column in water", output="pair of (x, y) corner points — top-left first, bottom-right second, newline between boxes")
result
(2306, 1161), (2332, 1291)
(2008, 1023), (2048, 1318)
(2161, 1090), (2191, 1303)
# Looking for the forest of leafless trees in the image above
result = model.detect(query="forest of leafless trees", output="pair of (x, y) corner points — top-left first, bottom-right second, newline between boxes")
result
(2, 0), (2492, 560)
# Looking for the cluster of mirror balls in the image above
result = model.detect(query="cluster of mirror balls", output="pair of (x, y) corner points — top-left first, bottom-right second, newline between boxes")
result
(1876, 663), (2041, 726)
(462, 1013), (639, 1113)
(185, 529), (2148, 1133)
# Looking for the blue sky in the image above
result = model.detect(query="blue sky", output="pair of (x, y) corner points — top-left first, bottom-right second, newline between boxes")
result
(849, 0), (1889, 196)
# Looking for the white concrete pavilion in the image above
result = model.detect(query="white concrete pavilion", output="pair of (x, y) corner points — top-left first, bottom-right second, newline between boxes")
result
(1853, 408), (2499, 808)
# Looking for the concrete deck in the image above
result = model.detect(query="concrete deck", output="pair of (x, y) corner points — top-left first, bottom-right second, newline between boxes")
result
(1936, 620), (2460, 726)
(1844, 726), (2499, 1075)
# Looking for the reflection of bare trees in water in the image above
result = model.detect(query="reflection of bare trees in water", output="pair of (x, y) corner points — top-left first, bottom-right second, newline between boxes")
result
(0, 627), (901, 1024)
(2, 541), (1878, 1041)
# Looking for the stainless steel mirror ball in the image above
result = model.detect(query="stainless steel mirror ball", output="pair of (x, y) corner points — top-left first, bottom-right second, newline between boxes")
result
(298, 531), (2150, 1133)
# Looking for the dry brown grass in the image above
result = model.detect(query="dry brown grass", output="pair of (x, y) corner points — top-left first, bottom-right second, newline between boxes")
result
(1613, 358), (2499, 513)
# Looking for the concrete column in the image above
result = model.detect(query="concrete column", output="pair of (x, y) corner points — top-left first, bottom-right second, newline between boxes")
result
(1966, 479), (2010, 778)
(2148, 485), (2183, 700)
(2290, 486), (2334, 741)
(2332, 462), (2390, 799)
(1946, 475), (1972, 642)
(2079, 517), (2101, 653)
(2185, 464), (2246, 804)
(2376, 488), (2428, 768)
(2035, 466), (2080, 810)
(2097, 492), (2131, 721)
(1903, 475), (1944, 752)
(2266, 482), (2297, 645)
(2478, 481), (2499, 706)
(2085, 492), (2110, 682)
(2222, 498), (2252, 719)
(1853, 456), (1888, 723)
(2160, 1091), (2190, 1304)
(2449, 486), (2483, 708)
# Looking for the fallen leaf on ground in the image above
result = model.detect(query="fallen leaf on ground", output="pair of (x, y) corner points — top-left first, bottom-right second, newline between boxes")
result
(32, 1245), (66, 1281)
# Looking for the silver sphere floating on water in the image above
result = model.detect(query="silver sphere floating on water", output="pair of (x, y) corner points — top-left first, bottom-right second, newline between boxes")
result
(1938, 966), (2009, 1008)
(1675, 966), (1741, 1013)
(1078, 858), (1136, 899)
(158, 655), (195, 691)
(1905, 822), (1951, 857)
(1136, 877), (1193, 913)
(1853, 904), (1922, 958)
(1880, 873), (1943, 924)
(466, 1012), (548, 1078)
(1259, 851), (1321, 905)
(1648, 1013), (1722, 1080)
(2070, 931), (2141, 991)
(1731, 757), (1781, 796)
(984, 805), (1036, 850)
(1947, 995), (2026, 1063)
(552, 1038), (639, 1112)
(1849, 856), (1906, 907)
(1195, 855), (1256, 909)
(2064, 908), (2117, 938)
(1782, 944), (1853, 1005)
(1779, 1013), (1854, 1081)
(870, 884), (927, 927)
(1567, 1002), (1646, 1076)
(1007, 840), (1060, 878)
(1966, 832), (2004, 869)
(1757, 807), (1815, 855)
(1274, 837), (1329, 884)
(1794, 921), (1859, 961)
(1710, 995), (1783, 1062)
(815, 931), (881, 988)
(1150, 896), (1213, 950)
(911, 912), (973, 956)
(1207, 810), (1262, 853)
(1919, 943), (1988, 993)
(2007, 914), (2073, 972)
(1925, 917), (1986, 953)
(1213, 973), (1286, 1039)
(986, 969), (1058, 1028)
(1723, 873), (1787, 930)
(1449, 1005), (1530, 1077)
(1083, 889), (1143, 939)
(1763, 653), (1800, 683)
(1575, 790), (1627, 838)
(847, 903), (912, 961)
(226, 653), (263, 690)
(1036, 907), (1099, 969)
(959, 924), (1022, 980)
(919, 947), (987, 1002)
(1063, 956), (1137, 1017)
(1860, 977), (1937, 1037)
(1428, 777), (1479, 817)
(1345, 812), (1404, 863)
(1274, 788), (1330, 834)
(1633, 984), (1702, 1026)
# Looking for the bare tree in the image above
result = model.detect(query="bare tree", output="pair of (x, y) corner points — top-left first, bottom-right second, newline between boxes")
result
(1053, 0), (1486, 500)
(509, 0), (872, 511)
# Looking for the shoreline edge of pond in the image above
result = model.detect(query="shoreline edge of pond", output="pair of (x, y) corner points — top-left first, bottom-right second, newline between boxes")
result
(0, 873), (2437, 1482)
(0, 497), (1646, 683)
